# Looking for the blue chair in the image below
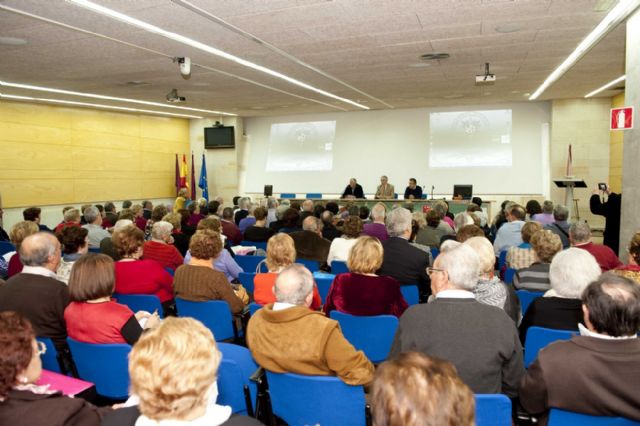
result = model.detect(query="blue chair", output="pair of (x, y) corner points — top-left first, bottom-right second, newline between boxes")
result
(549, 408), (640, 425)
(421, 194), (427, 199)
(475, 394), (512, 426)
(524, 326), (576, 368)
(305, 193), (322, 199)
(331, 260), (349, 274)
(498, 250), (508, 270)
(113, 293), (164, 318)
(67, 338), (130, 400)
(516, 290), (544, 316)
(504, 268), (516, 284)
(280, 193), (296, 199)
(0, 241), (16, 256)
(88, 247), (101, 253)
(175, 298), (237, 341)
(393, 193), (398, 199)
(217, 343), (259, 415)
(400, 284), (420, 306)
(238, 272), (256, 295)
(296, 258), (320, 272)
(234, 255), (267, 273)
(266, 371), (367, 426)
(37, 337), (62, 374)
(315, 276), (333, 304)
(330, 311), (398, 363)
(430, 246), (440, 261)
(164, 267), (175, 276)
(248, 302), (263, 316)
(240, 240), (267, 251)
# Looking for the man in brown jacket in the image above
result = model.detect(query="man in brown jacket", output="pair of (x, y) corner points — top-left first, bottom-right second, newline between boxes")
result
(289, 216), (331, 264)
(519, 273), (640, 425)
(246, 264), (374, 385)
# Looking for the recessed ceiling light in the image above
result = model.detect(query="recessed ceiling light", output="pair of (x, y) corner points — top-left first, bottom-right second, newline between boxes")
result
(523, 93), (531, 97)
(495, 23), (522, 33)
(420, 53), (450, 61)
(409, 62), (432, 68)
(0, 36), (27, 46)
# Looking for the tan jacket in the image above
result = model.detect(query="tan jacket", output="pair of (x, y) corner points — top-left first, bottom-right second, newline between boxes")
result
(246, 304), (374, 385)
(375, 184), (395, 199)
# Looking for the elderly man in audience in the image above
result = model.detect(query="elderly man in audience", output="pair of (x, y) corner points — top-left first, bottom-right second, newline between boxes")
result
(289, 216), (331, 264)
(220, 207), (243, 245)
(570, 221), (622, 272)
(298, 199), (315, 225)
(531, 200), (554, 225)
(378, 207), (430, 300)
(238, 203), (257, 234)
(265, 196), (278, 227)
(247, 264), (374, 385)
(520, 274), (640, 425)
(53, 208), (81, 234)
(82, 205), (111, 248)
(519, 248), (601, 344)
(234, 197), (251, 226)
(142, 221), (184, 272)
(493, 204), (526, 255)
(389, 244), (524, 396)
(513, 229), (563, 292)
(506, 221), (542, 270)
(22, 207), (52, 232)
(104, 202), (118, 226)
(320, 210), (341, 241)
(363, 202), (389, 241)
(0, 232), (69, 350)
(375, 175), (395, 199)
(543, 204), (571, 249)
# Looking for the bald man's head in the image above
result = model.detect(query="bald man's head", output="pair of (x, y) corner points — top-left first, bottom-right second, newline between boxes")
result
(274, 264), (314, 306)
(302, 216), (322, 234)
(19, 232), (61, 272)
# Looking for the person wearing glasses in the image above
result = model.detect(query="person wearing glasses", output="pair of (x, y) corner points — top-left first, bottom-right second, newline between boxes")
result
(0, 311), (111, 425)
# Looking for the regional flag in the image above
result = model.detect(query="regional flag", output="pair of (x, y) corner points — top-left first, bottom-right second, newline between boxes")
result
(199, 153), (209, 201)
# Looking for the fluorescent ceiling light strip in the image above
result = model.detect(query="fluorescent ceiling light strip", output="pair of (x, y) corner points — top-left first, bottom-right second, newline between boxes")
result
(584, 75), (626, 98)
(0, 80), (234, 116)
(67, 0), (370, 110)
(529, 0), (640, 100)
(0, 93), (202, 118)
(171, 0), (393, 109)
(0, 4), (348, 113)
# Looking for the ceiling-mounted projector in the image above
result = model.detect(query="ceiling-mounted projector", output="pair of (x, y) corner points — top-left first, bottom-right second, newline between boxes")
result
(475, 62), (496, 86)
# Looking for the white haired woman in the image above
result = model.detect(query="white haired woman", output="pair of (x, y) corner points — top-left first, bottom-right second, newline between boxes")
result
(142, 221), (184, 272)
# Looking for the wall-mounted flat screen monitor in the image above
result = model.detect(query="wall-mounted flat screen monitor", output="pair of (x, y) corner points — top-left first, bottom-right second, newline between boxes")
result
(204, 126), (235, 149)
(453, 184), (473, 200)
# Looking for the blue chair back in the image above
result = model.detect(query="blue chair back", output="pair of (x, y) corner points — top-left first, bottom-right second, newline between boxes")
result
(393, 193), (398, 199)
(87, 247), (101, 253)
(475, 394), (512, 426)
(400, 284), (420, 306)
(37, 337), (62, 373)
(305, 193), (322, 199)
(234, 255), (267, 273)
(549, 408), (640, 425)
(524, 327), (576, 368)
(67, 338), (130, 400)
(498, 250), (508, 270)
(430, 246), (440, 261)
(240, 240), (267, 251)
(175, 298), (236, 341)
(164, 267), (175, 276)
(315, 276), (333, 304)
(113, 293), (164, 318)
(217, 343), (259, 415)
(330, 311), (398, 363)
(296, 258), (320, 272)
(238, 272), (256, 295)
(516, 290), (544, 316)
(248, 302), (263, 316)
(504, 268), (516, 284)
(280, 193), (296, 199)
(266, 371), (366, 426)
(0, 241), (16, 256)
(331, 260), (349, 274)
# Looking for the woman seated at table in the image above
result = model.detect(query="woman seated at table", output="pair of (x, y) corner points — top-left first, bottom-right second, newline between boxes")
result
(56, 226), (89, 285)
(113, 225), (174, 316)
(323, 236), (408, 317)
(326, 216), (363, 266)
(64, 253), (160, 345)
(173, 230), (244, 315)
(0, 311), (111, 425)
(253, 233), (321, 309)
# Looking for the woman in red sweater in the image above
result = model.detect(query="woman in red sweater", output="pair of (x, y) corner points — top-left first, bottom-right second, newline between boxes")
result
(142, 221), (183, 272)
(113, 225), (175, 316)
(64, 253), (160, 345)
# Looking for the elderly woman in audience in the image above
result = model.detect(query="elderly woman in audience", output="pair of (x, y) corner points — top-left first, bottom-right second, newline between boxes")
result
(531, 200), (555, 225)
(162, 212), (190, 256)
(186, 202), (205, 228)
(506, 221), (542, 270)
(243, 207), (275, 243)
(513, 229), (563, 291)
(327, 216), (363, 266)
(178, 208), (196, 236)
(6, 221), (39, 278)
(324, 236), (407, 317)
(131, 204), (146, 231)
(238, 204), (257, 234)
(173, 230), (244, 314)
(614, 232), (640, 282)
(432, 201), (455, 229)
(53, 208), (81, 234)
(277, 208), (301, 234)
(56, 226), (89, 284)
(173, 187), (189, 213)
(464, 236), (519, 323)
(372, 352), (474, 426)
(142, 221), (184, 272)
(253, 233), (321, 309)
(519, 247), (601, 343)
(113, 225), (174, 316)
(416, 210), (453, 248)
(409, 213), (432, 254)
(0, 311), (110, 424)
(100, 317), (262, 426)
(525, 200), (542, 220)
(144, 204), (168, 240)
(64, 254), (159, 345)
(117, 208), (135, 222)
(101, 219), (132, 261)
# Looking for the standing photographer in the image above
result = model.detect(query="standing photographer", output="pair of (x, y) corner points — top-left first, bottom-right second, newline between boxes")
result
(590, 183), (621, 254)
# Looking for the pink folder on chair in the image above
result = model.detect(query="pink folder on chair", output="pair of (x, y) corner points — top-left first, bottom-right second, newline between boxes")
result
(36, 370), (94, 396)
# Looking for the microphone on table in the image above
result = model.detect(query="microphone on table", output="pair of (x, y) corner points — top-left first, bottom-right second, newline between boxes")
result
(431, 185), (435, 200)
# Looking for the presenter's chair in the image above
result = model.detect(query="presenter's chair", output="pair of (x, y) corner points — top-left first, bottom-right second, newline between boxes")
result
(280, 193), (296, 199)
(305, 193), (322, 199)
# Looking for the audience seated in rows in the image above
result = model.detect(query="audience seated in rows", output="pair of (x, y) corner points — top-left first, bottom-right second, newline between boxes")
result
(243, 206), (274, 242)
(142, 221), (184, 272)
(290, 216), (331, 264)
(513, 229), (563, 292)
(221, 207), (242, 246)
(570, 221), (621, 271)
(56, 226), (88, 285)
(324, 236), (408, 318)
(491, 200), (513, 234)
(531, 200), (554, 225)
(82, 206), (110, 248)
(409, 211), (432, 254)
(390, 243), (525, 396)
(327, 216), (362, 266)
(23, 206), (53, 233)
(506, 221), (542, 270)
(543, 204), (571, 248)
(493, 204), (526, 255)
(267, 204), (288, 233)
(614, 231), (640, 282)
(162, 212), (190, 256)
(6, 221), (39, 278)
(362, 202), (389, 242)
(65, 254), (159, 345)
(372, 352), (475, 426)
(520, 274), (640, 425)
(247, 264), (374, 385)
(519, 247), (601, 344)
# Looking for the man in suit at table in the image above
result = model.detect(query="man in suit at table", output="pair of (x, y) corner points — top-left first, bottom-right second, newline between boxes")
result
(341, 178), (365, 199)
(375, 175), (395, 199)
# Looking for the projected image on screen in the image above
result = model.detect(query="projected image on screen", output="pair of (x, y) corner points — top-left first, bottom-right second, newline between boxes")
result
(429, 109), (512, 168)
(266, 121), (336, 172)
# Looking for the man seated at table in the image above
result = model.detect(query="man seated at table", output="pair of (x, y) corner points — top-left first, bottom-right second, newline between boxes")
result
(375, 175), (395, 199)
(404, 178), (423, 200)
(247, 264), (374, 385)
(341, 178), (365, 199)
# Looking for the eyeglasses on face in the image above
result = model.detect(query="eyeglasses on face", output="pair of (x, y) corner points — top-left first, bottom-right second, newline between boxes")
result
(35, 341), (47, 357)
(426, 267), (445, 276)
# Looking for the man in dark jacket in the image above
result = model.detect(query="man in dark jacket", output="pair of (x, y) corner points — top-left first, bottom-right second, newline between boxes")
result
(589, 184), (621, 254)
